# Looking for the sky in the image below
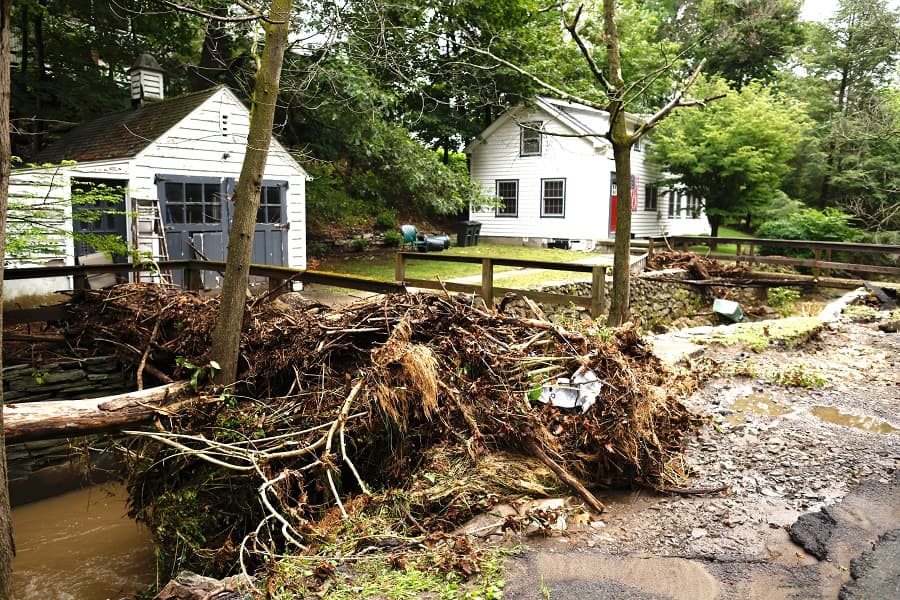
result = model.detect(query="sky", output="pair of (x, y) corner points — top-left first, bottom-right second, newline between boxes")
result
(802, 0), (900, 21)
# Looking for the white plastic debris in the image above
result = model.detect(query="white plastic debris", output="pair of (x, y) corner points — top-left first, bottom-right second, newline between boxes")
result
(537, 366), (603, 413)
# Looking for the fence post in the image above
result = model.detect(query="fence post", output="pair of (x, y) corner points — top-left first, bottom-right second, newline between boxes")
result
(184, 263), (202, 292)
(395, 252), (405, 282)
(736, 242), (742, 257)
(591, 266), (606, 319)
(813, 248), (821, 278)
(824, 248), (832, 278)
(648, 237), (654, 258)
(481, 258), (494, 311)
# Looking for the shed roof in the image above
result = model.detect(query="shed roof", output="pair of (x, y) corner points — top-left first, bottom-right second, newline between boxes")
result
(31, 87), (222, 164)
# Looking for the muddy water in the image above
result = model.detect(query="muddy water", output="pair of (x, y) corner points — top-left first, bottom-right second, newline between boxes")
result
(12, 484), (157, 600)
(726, 392), (794, 425)
(810, 406), (899, 434)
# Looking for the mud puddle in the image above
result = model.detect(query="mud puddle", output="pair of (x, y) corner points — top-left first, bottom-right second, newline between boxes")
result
(810, 406), (899, 434)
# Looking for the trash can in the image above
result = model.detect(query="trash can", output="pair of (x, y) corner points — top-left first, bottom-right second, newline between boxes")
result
(455, 221), (482, 247)
(418, 233), (451, 252)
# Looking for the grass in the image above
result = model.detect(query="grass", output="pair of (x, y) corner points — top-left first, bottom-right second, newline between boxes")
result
(269, 547), (510, 600)
(684, 225), (752, 256)
(316, 243), (598, 282)
(702, 316), (823, 352)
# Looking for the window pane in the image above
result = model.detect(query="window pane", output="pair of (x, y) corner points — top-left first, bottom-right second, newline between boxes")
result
(267, 206), (282, 223)
(186, 204), (203, 223)
(542, 179), (564, 216)
(206, 202), (221, 223)
(165, 182), (183, 204)
(185, 183), (203, 203)
(496, 180), (517, 215)
(520, 122), (542, 156)
(167, 205), (184, 223)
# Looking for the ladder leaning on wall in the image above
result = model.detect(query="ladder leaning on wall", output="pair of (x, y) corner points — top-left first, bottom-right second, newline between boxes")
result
(132, 198), (173, 284)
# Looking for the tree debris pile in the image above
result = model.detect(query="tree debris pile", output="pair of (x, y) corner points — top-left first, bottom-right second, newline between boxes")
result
(647, 251), (751, 279)
(64, 283), (702, 578)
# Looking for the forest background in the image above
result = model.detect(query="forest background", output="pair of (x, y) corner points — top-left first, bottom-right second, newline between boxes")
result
(9, 0), (900, 248)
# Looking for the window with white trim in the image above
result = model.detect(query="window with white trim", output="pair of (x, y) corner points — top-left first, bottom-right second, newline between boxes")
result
(520, 121), (543, 156)
(496, 180), (518, 217)
(541, 178), (565, 217)
(667, 190), (675, 218)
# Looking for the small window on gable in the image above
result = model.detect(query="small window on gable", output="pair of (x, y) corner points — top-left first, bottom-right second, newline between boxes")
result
(541, 178), (565, 217)
(633, 135), (642, 152)
(520, 121), (543, 156)
(496, 180), (518, 217)
(644, 184), (658, 211)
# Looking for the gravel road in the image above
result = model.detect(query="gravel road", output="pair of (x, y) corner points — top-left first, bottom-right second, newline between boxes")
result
(503, 294), (899, 599)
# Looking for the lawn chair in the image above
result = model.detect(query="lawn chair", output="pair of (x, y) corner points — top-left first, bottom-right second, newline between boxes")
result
(400, 224), (423, 251)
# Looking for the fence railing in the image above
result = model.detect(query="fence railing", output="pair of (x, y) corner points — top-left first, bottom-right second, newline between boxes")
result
(649, 236), (900, 279)
(394, 252), (614, 318)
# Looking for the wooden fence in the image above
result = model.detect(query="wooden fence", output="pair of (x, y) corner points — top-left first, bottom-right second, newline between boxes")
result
(395, 252), (611, 318)
(649, 236), (900, 279)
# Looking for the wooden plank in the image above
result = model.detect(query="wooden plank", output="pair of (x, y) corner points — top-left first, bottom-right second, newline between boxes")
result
(4, 306), (71, 325)
(482, 258), (494, 310)
(402, 279), (593, 309)
(707, 254), (900, 276)
(591, 266), (606, 318)
(666, 236), (900, 254)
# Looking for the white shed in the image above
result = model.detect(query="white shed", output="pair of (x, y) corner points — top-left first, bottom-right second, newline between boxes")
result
(464, 97), (710, 247)
(9, 78), (307, 300)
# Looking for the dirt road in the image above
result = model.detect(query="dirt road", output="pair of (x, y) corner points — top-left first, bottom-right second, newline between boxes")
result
(503, 298), (899, 599)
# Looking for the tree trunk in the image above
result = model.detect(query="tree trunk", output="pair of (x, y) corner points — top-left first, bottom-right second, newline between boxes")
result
(708, 214), (722, 250)
(3, 382), (192, 444)
(603, 0), (633, 327)
(188, 7), (232, 92)
(607, 130), (632, 326)
(1, 0), (18, 595)
(210, 0), (292, 385)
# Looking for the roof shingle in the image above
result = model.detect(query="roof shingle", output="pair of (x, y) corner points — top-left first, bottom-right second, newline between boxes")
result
(31, 87), (222, 164)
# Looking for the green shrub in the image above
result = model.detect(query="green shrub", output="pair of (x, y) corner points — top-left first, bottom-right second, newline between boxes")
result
(351, 237), (368, 252)
(382, 230), (402, 247)
(756, 208), (861, 257)
(374, 211), (397, 230)
(767, 287), (801, 316)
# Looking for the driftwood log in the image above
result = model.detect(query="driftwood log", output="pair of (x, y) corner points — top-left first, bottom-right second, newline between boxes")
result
(3, 381), (193, 443)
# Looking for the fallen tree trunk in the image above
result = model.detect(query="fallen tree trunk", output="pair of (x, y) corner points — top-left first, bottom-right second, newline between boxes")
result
(3, 381), (194, 443)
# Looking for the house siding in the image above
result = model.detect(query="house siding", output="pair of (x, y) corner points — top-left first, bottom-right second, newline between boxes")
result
(133, 88), (307, 270)
(5, 88), (307, 302)
(469, 107), (610, 242)
(467, 98), (710, 243)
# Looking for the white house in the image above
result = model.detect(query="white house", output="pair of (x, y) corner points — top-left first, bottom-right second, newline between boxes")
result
(464, 96), (709, 247)
(7, 54), (307, 300)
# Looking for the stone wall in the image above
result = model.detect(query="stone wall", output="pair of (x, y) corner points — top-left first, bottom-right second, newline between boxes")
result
(4, 356), (132, 403)
(501, 269), (723, 330)
(3, 356), (132, 505)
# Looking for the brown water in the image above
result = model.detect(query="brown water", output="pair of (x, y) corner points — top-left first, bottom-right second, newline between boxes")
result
(12, 484), (158, 600)
(726, 392), (794, 425)
(810, 406), (899, 434)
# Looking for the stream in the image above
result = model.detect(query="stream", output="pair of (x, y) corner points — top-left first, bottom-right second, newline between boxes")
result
(12, 484), (158, 600)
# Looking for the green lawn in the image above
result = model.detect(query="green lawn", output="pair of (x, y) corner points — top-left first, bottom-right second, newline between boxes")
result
(315, 243), (594, 281)
(685, 225), (753, 255)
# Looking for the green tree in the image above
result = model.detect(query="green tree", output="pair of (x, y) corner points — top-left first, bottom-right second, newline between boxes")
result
(799, 0), (900, 208)
(10, 0), (202, 158)
(660, 0), (804, 87)
(648, 77), (812, 242)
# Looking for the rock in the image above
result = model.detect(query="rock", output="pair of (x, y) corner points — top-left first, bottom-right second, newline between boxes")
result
(153, 572), (252, 600)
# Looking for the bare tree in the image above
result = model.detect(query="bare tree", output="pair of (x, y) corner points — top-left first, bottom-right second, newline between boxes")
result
(458, 2), (719, 325)
(1, 0), (18, 595)
(205, 0), (293, 384)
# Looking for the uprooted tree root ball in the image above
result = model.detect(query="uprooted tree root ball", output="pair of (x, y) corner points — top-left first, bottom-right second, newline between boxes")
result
(63, 283), (704, 582)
